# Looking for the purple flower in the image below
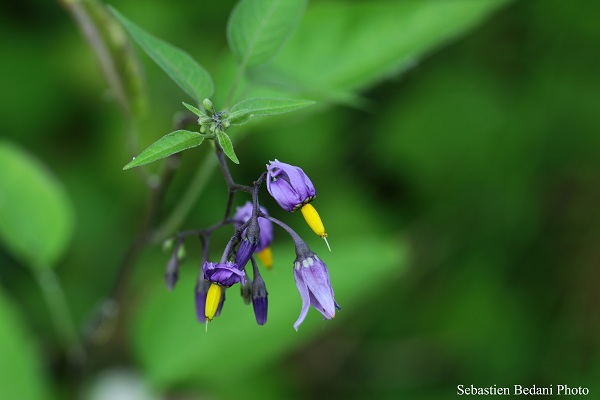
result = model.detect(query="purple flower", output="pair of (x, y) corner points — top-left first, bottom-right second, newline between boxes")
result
(293, 253), (340, 331)
(252, 270), (268, 326)
(266, 160), (316, 212)
(203, 261), (246, 287)
(234, 201), (273, 252)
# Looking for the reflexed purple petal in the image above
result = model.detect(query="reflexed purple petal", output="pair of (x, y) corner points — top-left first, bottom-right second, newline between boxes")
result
(301, 258), (335, 318)
(203, 261), (246, 287)
(285, 165), (315, 201)
(268, 178), (301, 211)
(293, 267), (311, 331)
(267, 160), (317, 212)
(292, 254), (339, 330)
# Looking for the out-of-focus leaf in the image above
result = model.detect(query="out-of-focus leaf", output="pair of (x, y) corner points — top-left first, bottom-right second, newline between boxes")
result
(110, 7), (214, 103)
(216, 131), (239, 164)
(0, 289), (49, 399)
(0, 141), (73, 268)
(64, 0), (147, 117)
(227, 0), (307, 68)
(131, 235), (406, 388)
(123, 130), (205, 170)
(230, 97), (315, 117)
(267, 0), (513, 100)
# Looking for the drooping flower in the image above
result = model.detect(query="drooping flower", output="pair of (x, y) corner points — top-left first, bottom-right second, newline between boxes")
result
(266, 160), (330, 250)
(266, 160), (315, 212)
(293, 252), (340, 331)
(234, 201), (274, 268)
(203, 261), (245, 287)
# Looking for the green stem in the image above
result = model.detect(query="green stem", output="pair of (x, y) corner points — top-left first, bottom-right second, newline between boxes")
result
(33, 267), (85, 365)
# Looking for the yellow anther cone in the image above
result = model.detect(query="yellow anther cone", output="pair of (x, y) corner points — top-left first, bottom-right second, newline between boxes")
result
(205, 283), (222, 322)
(257, 247), (273, 269)
(300, 203), (330, 251)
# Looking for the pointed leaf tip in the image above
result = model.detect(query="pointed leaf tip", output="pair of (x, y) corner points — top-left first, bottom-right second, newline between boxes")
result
(123, 130), (205, 169)
(216, 131), (239, 164)
(109, 7), (214, 102)
(230, 97), (315, 117)
(227, 0), (307, 68)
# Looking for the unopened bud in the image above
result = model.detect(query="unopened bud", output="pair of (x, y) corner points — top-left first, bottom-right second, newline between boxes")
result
(203, 98), (215, 114)
(252, 273), (268, 326)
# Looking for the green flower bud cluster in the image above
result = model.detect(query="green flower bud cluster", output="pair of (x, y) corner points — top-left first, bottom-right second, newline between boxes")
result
(197, 99), (232, 134)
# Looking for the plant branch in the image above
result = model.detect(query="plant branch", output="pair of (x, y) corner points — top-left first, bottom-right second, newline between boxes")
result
(85, 114), (194, 347)
(33, 266), (85, 366)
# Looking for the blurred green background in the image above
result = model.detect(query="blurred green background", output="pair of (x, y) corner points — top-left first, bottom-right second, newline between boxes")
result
(1, 0), (600, 399)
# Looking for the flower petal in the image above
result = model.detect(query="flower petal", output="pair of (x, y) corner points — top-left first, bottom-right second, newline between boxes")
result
(301, 260), (336, 319)
(293, 267), (311, 331)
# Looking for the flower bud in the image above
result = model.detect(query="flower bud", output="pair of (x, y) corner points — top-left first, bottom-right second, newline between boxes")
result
(203, 98), (215, 114)
(252, 274), (268, 326)
(165, 240), (185, 291)
(234, 218), (260, 270)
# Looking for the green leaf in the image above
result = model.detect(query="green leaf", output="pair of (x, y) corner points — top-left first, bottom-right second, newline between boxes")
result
(216, 131), (239, 164)
(110, 7), (214, 103)
(267, 0), (513, 101)
(230, 97), (315, 118)
(0, 141), (74, 268)
(0, 289), (50, 399)
(227, 0), (307, 68)
(228, 109), (253, 126)
(182, 102), (205, 118)
(123, 130), (205, 170)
